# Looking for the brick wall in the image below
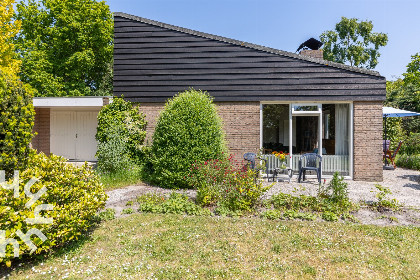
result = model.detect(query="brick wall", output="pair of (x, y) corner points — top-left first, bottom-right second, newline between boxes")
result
(32, 108), (50, 155)
(139, 103), (165, 145)
(353, 101), (383, 181)
(138, 102), (261, 163)
(216, 102), (260, 163)
(299, 49), (324, 59)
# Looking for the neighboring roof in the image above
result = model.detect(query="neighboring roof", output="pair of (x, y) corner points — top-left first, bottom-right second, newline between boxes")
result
(33, 97), (112, 107)
(114, 12), (383, 78)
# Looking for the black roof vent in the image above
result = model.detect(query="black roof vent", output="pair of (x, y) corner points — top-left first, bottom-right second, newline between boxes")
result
(296, 38), (323, 52)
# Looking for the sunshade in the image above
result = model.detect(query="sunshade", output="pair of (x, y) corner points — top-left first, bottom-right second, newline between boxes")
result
(383, 106), (420, 117)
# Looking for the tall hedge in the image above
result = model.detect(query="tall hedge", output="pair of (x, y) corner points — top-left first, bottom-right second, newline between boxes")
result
(149, 89), (227, 189)
(0, 74), (34, 174)
(96, 97), (147, 173)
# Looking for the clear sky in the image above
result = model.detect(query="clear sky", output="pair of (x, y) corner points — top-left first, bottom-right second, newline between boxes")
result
(106, 0), (420, 81)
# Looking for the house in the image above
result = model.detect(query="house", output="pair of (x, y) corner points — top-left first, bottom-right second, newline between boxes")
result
(32, 97), (111, 161)
(112, 12), (385, 181)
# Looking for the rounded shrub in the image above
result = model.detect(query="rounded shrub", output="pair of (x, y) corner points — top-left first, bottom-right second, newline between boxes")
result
(0, 74), (34, 174)
(96, 97), (147, 173)
(149, 89), (227, 189)
(0, 153), (107, 266)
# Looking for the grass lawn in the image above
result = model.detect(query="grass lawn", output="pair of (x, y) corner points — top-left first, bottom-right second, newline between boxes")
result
(99, 166), (143, 191)
(4, 214), (420, 279)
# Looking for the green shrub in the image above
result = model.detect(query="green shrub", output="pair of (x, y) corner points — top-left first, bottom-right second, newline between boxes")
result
(148, 89), (227, 189)
(137, 192), (211, 216)
(399, 133), (420, 155)
(0, 153), (107, 266)
(190, 156), (234, 206)
(96, 97), (147, 173)
(318, 172), (350, 207)
(0, 74), (34, 175)
(396, 154), (420, 170)
(189, 156), (270, 212)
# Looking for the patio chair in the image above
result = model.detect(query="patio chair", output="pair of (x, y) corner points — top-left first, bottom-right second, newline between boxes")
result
(243, 152), (267, 182)
(383, 141), (402, 169)
(298, 153), (322, 183)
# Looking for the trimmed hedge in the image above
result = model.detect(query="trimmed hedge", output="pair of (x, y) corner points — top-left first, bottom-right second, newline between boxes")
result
(148, 89), (227, 189)
(0, 153), (107, 266)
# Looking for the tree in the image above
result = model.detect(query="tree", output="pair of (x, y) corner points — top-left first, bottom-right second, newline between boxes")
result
(14, 0), (113, 97)
(403, 53), (420, 86)
(149, 89), (227, 189)
(0, 0), (21, 76)
(320, 17), (388, 69)
(0, 0), (35, 175)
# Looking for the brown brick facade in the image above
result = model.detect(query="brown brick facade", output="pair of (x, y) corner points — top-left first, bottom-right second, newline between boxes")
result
(139, 101), (384, 181)
(32, 108), (50, 155)
(353, 101), (383, 181)
(216, 102), (260, 163)
(139, 102), (261, 163)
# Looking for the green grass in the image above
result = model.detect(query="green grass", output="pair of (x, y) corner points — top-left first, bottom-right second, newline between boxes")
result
(3, 214), (420, 279)
(98, 166), (143, 191)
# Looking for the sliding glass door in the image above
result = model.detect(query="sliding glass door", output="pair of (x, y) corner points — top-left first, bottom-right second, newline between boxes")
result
(261, 103), (352, 177)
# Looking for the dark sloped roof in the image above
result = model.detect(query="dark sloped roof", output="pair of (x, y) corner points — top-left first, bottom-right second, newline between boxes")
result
(114, 12), (383, 78)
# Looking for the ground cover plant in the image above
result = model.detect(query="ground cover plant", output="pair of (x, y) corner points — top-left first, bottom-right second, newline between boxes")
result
(262, 172), (358, 222)
(146, 89), (227, 189)
(2, 213), (419, 279)
(368, 184), (403, 211)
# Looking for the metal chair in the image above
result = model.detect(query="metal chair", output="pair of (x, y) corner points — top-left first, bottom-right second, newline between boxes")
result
(298, 153), (322, 183)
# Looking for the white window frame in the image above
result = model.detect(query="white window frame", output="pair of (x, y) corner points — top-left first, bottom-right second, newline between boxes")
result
(260, 101), (354, 180)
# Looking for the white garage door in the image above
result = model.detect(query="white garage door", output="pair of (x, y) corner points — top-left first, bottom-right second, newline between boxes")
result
(51, 110), (99, 161)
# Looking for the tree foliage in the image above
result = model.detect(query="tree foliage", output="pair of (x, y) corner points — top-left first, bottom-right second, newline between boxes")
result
(0, 0), (21, 76)
(14, 0), (113, 97)
(0, 1), (35, 174)
(320, 17), (388, 69)
(403, 53), (420, 86)
(148, 89), (227, 189)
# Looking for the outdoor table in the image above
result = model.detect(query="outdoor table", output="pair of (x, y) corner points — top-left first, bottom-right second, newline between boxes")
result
(269, 167), (293, 183)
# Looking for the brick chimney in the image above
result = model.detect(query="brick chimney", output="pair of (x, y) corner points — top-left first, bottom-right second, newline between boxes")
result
(299, 49), (324, 59)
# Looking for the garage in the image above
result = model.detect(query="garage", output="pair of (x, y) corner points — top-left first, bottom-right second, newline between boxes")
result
(32, 97), (111, 161)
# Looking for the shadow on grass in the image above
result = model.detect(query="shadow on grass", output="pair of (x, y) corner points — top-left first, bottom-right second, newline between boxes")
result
(0, 223), (100, 278)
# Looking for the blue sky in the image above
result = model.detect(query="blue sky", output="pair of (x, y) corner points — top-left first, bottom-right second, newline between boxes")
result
(107, 0), (420, 81)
